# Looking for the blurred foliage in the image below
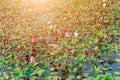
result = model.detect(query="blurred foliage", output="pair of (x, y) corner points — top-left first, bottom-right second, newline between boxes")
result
(0, 0), (120, 79)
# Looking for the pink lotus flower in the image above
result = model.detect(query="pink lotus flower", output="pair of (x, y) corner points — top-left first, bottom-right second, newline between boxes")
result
(65, 32), (70, 37)
(30, 56), (35, 63)
(28, 8), (31, 12)
(49, 24), (53, 29)
(63, 17), (67, 21)
(103, 34), (108, 38)
(103, 3), (106, 7)
(30, 38), (36, 43)
(4, 39), (9, 45)
(74, 32), (79, 37)
(47, 21), (52, 25)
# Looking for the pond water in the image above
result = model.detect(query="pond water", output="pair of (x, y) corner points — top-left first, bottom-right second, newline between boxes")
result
(83, 51), (120, 78)
(110, 52), (120, 76)
(100, 51), (120, 76)
(111, 62), (120, 75)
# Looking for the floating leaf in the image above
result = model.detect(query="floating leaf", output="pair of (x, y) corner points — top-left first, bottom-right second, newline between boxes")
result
(117, 67), (120, 70)
(4, 45), (11, 51)
(115, 59), (120, 62)
(69, 75), (75, 79)
(50, 67), (55, 71)
(114, 72), (120, 75)
(76, 75), (81, 79)
(12, 71), (22, 79)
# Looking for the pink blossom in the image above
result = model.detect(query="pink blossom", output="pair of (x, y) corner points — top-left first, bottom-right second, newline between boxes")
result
(21, 12), (24, 16)
(47, 21), (52, 25)
(28, 8), (31, 12)
(74, 32), (79, 37)
(63, 17), (67, 21)
(103, 34), (108, 38)
(30, 56), (35, 63)
(103, 3), (106, 7)
(65, 32), (70, 37)
(49, 24), (53, 29)
(30, 38), (36, 43)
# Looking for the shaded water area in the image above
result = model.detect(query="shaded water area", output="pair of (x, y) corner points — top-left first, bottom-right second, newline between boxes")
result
(110, 52), (120, 76)
(100, 52), (120, 76)
(42, 52), (120, 80)
(111, 62), (120, 75)
(84, 51), (120, 78)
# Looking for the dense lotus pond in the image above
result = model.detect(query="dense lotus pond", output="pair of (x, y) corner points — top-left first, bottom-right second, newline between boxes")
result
(54, 52), (120, 80)
(0, 0), (120, 79)
(1, 52), (120, 80)
(31, 52), (120, 80)
(71, 52), (120, 80)
(84, 51), (120, 79)
(84, 52), (120, 78)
